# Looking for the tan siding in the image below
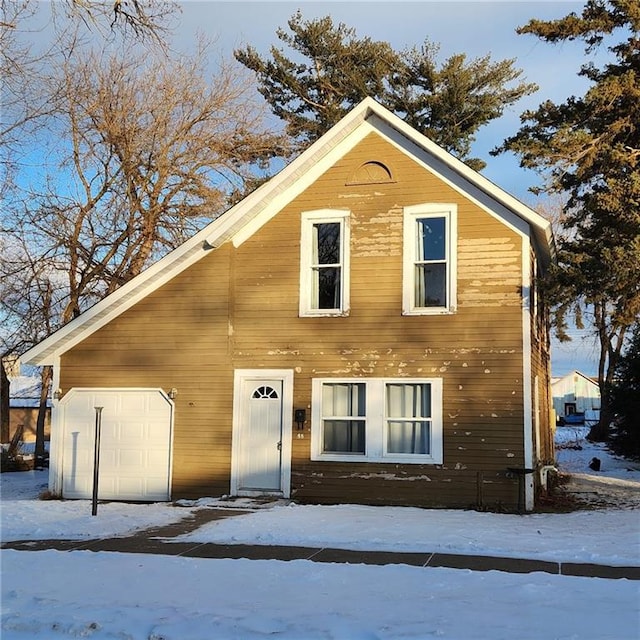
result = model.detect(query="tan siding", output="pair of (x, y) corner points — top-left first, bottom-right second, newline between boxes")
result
(61, 243), (235, 498)
(230, 133), (526, 510)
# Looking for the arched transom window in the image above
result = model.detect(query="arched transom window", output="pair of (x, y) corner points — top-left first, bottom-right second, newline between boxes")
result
(252, 386), (279, 399)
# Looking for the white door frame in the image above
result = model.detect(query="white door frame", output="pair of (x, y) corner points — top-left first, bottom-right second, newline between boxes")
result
(231, 369), (293, 498)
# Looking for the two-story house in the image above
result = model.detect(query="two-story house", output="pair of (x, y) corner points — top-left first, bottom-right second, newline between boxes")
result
(21, 98), (555, 512)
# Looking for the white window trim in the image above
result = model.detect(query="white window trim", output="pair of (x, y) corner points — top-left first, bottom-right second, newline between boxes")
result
(299, 209), (351, 317)
(311, 378), (443, 464)
(402, 203), (457, 315)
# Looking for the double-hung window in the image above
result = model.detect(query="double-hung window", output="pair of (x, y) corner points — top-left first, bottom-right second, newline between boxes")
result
(403, 204), (457, 314)
(321, 382), (366, 454)
(311, 378), (443, 464)
(300, 210), (350, 316)
(386, 382), (432, 455)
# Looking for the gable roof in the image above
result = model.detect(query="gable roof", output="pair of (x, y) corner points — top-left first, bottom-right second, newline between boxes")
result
(21, 97), (554, 366)
(551, 370), (600, 390)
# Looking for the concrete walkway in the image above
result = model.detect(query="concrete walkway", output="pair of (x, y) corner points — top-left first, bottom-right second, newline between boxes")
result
(3, 507), (639, 581)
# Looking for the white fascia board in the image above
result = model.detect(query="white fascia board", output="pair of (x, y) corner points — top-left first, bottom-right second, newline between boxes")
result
(552, 370), (599, 389)
(22, 97), (553, 367)
(225, 102), (550, 255)
(576, 371), (599, 387)
(208, 109), (372, 249)
(21, 104), (374, 367)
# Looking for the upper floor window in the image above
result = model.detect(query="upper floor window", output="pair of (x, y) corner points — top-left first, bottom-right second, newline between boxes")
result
(300, 210), (350, 317)
(403, 204), (457, 315)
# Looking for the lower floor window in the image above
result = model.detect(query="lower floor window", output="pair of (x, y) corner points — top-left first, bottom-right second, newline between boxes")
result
(322, 382), (366, 454)
(386, 383), (432, 455)
(311, 378), (443, 464)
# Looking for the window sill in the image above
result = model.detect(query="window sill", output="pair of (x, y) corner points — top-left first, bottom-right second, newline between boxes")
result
(311, 454), (443, 465)
(299, 310), (350, 318)
(402, 307), (456, 316)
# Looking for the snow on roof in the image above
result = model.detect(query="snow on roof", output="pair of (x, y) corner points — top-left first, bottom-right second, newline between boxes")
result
(8, 375), (50, 408)
(551, 370), (600, 388)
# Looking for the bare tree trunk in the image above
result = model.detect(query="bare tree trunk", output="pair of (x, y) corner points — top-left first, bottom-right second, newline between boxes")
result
(588, 301), (628, 442)
(34, 365), (52, 468)
(589, 389), (614, 442)
(0, 359), (9, 443)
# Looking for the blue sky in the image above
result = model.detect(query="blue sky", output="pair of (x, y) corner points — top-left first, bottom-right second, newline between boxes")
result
(173, 0), (594, 203)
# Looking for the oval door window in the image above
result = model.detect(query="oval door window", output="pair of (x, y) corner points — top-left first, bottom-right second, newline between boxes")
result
(252, 386), (279, 399)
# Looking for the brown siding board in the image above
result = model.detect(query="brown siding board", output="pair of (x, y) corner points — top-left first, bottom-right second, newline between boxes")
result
(290, 464), (519, 510)
(234, 133), (527, 509)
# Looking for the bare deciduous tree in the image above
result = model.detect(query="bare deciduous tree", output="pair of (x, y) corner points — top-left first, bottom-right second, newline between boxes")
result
(1, 0), (178, 39)
(1, 36), (288, 453)
(0, 0), (181, 447)
(0, 231), (60, 454)
(23, 40), (287, 321)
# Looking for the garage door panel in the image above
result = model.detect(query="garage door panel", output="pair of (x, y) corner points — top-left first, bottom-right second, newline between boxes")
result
(100, 449), (117, 467)
(65, 477), (92, 498)
(113, 477), (144, 499)
(119, 394), (147, 414)
(117, 449), (146, 467)
(101, 423), (120, 440)
(98, 477), (117, 496)
(60, 389), (172, 501)
(119, 422), (145, 440)
(147, 450), (170, 466)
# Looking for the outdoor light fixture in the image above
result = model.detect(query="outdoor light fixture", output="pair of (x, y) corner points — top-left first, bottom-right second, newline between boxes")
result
(53, 388), (63, 400)
(168, 388), (178, 400)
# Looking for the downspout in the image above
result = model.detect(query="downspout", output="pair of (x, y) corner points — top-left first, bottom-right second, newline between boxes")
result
(539, 464), (558, 492)
(521, 236), (535, 511)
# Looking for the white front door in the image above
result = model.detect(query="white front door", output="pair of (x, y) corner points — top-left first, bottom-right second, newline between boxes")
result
(231, 370), (293, 497)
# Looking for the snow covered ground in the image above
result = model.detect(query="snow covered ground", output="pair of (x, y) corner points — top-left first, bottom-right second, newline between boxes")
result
(2, 427), (639, 639)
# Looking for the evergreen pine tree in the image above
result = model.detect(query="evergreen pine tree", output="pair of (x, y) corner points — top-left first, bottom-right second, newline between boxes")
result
(236, 10), (536, 170)
(496, 0), (640, 440)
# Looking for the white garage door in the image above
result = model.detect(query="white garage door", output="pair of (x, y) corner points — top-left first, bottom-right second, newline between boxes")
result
(60, 389), (173, 501)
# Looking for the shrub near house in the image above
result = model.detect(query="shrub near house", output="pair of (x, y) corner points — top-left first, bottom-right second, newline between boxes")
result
(21, 99), (555, 512)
